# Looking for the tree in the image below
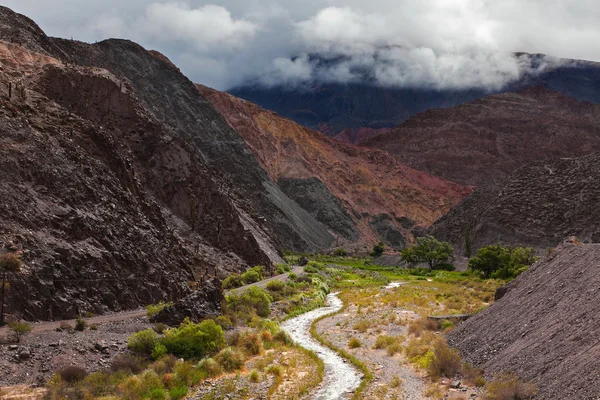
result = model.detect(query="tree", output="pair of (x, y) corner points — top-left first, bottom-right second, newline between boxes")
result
(0, 252), (22, 325)
(468, 245), (538, 279)
(370, 242), (385, 257)
(400, 236), (455, 270)
(8, 321), (31, 343)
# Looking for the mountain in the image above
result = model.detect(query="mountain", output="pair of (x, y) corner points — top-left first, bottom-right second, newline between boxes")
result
(448, 240), (600, 399)
(364, 87), (600, 186)
(229, 54), (600, 142)
(197, 85), (471, 253)
(427, 152), (600, 255)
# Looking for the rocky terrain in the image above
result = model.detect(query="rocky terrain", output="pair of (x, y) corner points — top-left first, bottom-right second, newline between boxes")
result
(198, 85), (471, 252)
(364, 87), (600, 186)
(231, 54), (600, 139)
(428, 152), (600, 254)
(448, 240), (600, 399)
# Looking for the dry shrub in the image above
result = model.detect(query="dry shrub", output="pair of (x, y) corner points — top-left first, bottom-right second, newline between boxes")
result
(386, 342), (403, 356)
(237, 330), (263, 356)
(215, 347), (244, 372)
(348, 337), (362, 348)
(428, 340), (462, 379)
(407, 318), (439, 337)
(261, 330), (272, 342)
(483, 372), (538, 400)
(57, 365), (88, 384)
(374, 335), (396, 349)
(405, 331), (438, 359)
(462, 363), (485, 387)
(112, 353), (149, 374)
(197, 358), (222, 378)
(353, 319), (372, 333)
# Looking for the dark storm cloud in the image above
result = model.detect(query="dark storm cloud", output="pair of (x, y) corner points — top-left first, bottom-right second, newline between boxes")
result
(4, 0), (600, 90)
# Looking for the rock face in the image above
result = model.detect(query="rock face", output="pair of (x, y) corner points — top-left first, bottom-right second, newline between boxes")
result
(0, 5), (349, 320)
(448, 241), (600, 399)
(364, 87), (600, 186)
(198, 85), (472, 252)
(230, 54), (600, 140)
(428, 152), (600, 254)
(151, 279), (223, 326)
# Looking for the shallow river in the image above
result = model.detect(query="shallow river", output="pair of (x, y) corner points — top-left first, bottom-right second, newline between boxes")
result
(281, 293), (361, 400)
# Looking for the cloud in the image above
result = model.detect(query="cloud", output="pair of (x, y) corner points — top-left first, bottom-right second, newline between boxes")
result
(4, 0), (600, 90)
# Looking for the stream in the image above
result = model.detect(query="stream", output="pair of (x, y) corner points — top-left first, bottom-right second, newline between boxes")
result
(281, 293), (361, 400)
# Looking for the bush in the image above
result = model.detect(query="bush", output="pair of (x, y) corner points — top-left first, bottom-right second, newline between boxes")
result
(374, 335), (396, 349)
(469, 245), (538, 280)
(332, 248), (348, 257)
(58, 365), (88, 384)
(401, 236), (454, 269)
(266, 364), (282, 377)
(237, 330), (263, 355)
(275, 264), (291, 274)
(169, 386), (188, 400)
(266, 280), (285, 292)
(154, 323), (168, 334)
(483, 372), (538, 400)
(150, 388), (166, 400)
(370, 242), (385, 257)
(222, 274), (243, 290)
(111, 354), (148, 374)
(197, 358), (222, 378)
(215, 347), (244, 371)
(306, 261), (325, 270)
(8, 321), (31, 343)
(304, 265), (319, 273)
(241, 269), (261, 284)
(428, 341), (462, 379)
(75, 316), (86, 331)
(249, 369), (261, 383)
(440, 320), (454, 331)
(59, 321), (73, 332)
(0, 252), (22, 272)
(151, 344), (168, 360)
(386, 342), (403, 356)
(353, 320), (372, 333)
(214, 315), (233, 330)
(128, 328), (159, 355)
(227, 287), (272, 318)
(348, 337), (362, 348)
(160, 318), (225, 360)
(146, 302), (174, 318)
(89, 323), (98, 331)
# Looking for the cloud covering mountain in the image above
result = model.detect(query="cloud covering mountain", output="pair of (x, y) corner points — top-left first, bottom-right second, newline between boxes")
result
(5, 0), (600, 90)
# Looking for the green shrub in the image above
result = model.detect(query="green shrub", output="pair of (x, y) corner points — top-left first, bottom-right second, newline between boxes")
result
(304, 265), (318, 273)
(160, 318), (225, 360)
(222, 274), (243, 289)
(469, 245), (538, 280)
(215, 347), (244, 371)
(214, 315), (233, 330)
(241, 269), (261, 284)
(370, 242), (385, 257)
(168, 385), (188, 400)
(150, 388), (166, 400)
(288, 272), (298, 280)
(146, 302), (174, 318)
(266, 280), (285, 292)
(128, 329), (159, 355)
(275, 264), (291, 274)
(75, 316), (86, 331)
(440, 320), (454, 330)
(227, 287), (272, 318)
(400, 236), (454, 270)
(8, 321), (31, 343)
(151, 344), (168, 360)
(332, 248), (348, 257)
(306, 261), (325, 270)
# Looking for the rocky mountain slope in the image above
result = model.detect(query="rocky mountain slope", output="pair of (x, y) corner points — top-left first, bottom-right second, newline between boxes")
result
(364, 87), (600, 186)
(198, 85), (471, 252)
(428, 152), (600, 254)
(448, 240), (600, 399)
(230, 55), (600, 140)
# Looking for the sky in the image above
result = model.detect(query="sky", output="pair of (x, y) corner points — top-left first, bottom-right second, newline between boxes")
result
(5, 0), (600, 90)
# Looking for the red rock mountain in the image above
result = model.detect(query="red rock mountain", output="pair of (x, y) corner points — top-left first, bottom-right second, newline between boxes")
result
(364, 87), (600, 186)
(198, 85), (471, 252)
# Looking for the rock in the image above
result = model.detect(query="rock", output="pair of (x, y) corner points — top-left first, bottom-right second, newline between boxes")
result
(94, 341), (109, 353)
(48, 342), (59, 347)
(8, 345), (18, 351)
(450, 380), (461, 389)
(298, 257), (309, 266)
(18, 347), (31, 359)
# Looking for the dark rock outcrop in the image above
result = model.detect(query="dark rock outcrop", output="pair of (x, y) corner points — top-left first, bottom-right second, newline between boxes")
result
(151, 280), (224, 326)
(448, 241), (600, 399)
(369, 214), (406, 250)
(428, 152), (600, 253)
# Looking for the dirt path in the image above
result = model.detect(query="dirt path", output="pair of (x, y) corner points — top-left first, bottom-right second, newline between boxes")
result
(281, 293), (361, 400)
(0, 309), (147, 336)
(226, 266), (304, 296)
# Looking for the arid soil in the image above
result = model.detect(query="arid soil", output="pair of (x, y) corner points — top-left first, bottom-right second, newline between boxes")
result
(364, 87), (600, 186)
(198, 85), (471, 252)
(448, 241), (600, 399)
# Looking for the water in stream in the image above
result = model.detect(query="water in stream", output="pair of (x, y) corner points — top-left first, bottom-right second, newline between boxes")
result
(281, 293), (361, 400)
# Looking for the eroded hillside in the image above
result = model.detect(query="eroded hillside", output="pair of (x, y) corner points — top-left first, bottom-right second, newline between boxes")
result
(198, 84), (472, 252)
